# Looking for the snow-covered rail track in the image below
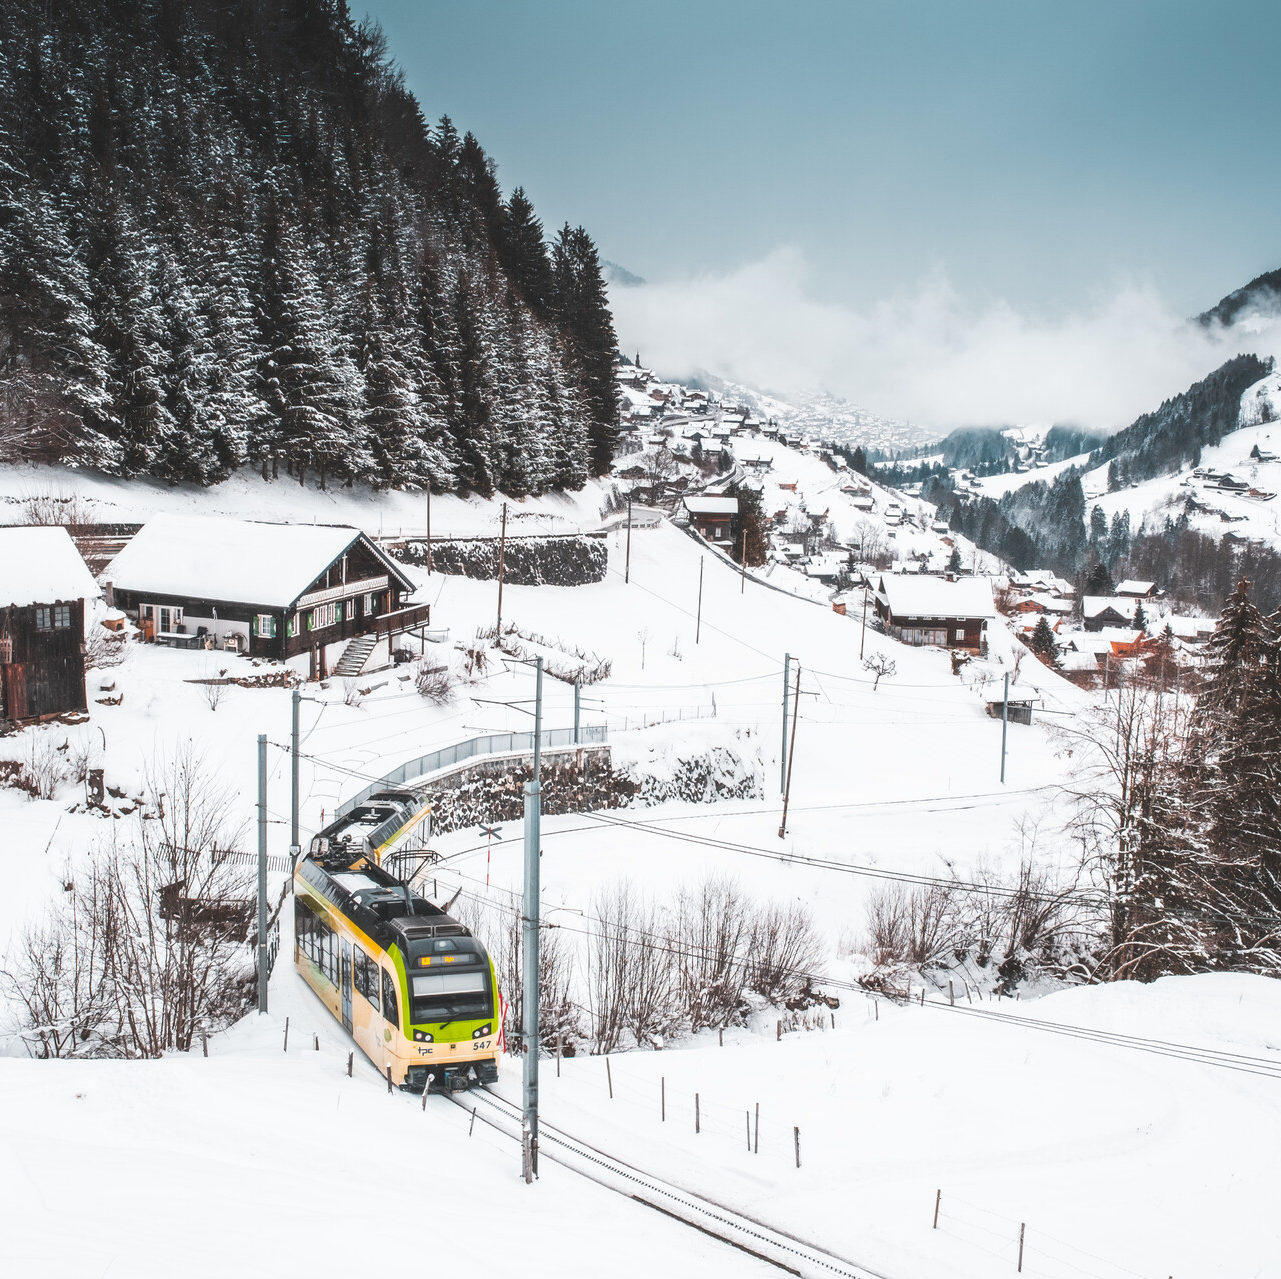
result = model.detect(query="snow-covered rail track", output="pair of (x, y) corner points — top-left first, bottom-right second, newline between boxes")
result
(448, 1086), (891, 1279)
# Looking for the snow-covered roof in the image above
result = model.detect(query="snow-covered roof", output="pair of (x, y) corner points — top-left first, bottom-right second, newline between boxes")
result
(1115, 580), (1156, 597)
(684, 496), (739, 516)
(876, 574), (996, 620)
(105, 516), (410, 610)
(0, 526), (100, 607)
(1165, 614), (1216, 640)
(1083, 595), (1145, 619)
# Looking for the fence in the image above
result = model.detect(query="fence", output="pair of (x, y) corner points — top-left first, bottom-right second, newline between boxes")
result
(335, 725), (609, 818)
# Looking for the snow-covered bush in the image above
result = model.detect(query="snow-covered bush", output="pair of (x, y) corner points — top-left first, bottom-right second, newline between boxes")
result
(413, 661), (456, 704)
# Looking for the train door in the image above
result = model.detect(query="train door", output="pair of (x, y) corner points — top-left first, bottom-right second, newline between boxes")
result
(340, 939), (353, 1033)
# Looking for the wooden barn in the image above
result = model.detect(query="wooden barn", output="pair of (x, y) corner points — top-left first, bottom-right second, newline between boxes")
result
(104, 516), (427, 679)
(0, 526), (100, 723)
(874, 574), (996, 652)
(683, 494), (738, 544)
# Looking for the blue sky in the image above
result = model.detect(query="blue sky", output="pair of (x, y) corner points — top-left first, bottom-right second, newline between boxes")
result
(358, 0), (1281, 425)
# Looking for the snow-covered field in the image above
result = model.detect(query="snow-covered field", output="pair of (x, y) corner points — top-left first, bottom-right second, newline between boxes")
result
(1, 473), (1278, 1278)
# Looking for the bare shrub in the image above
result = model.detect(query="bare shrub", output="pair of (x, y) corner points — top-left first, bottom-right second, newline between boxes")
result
(84, 625), (128, 671)
(21, 735), (68, 801)
(0, 866), (114, 1057)
(746, 901), (825, 1004)
(671, 876), (751, 1030)
(204, 679), (227, 712)
(863, 883), (959, 970)
(1, 746), (254, 1058)
(20, 486), (90, 529)
(414, 661), (456, 704)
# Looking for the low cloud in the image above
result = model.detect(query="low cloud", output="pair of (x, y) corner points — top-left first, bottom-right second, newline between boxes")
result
(608, 246), (1281, 431)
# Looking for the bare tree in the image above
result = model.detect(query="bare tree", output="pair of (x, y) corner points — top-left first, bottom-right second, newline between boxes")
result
(671, 876), (752, 1030)
(862, 652), (897, 691)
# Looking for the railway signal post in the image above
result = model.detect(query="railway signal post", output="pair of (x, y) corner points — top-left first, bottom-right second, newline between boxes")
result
(477, 824), (502, 887)
(522, 658), (544, 1181)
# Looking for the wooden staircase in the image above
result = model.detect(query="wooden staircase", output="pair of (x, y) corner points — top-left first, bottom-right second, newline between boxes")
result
(333, 634), (377, 677)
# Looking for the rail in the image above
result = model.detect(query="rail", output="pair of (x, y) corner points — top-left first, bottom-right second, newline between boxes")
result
(335, 725), (609, 818)
(446, 1087), (883, 1279)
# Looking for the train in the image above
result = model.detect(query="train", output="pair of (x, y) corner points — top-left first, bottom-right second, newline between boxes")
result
(293, 790), (500, 1091)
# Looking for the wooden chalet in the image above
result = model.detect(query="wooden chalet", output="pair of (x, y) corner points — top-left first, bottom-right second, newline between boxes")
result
(0, 527), (100, 723)
(1083, 596), (1144, 631)
(683, 495), (738, 544)
(874, 574), (995, 652)
(105, 516), (427, 679)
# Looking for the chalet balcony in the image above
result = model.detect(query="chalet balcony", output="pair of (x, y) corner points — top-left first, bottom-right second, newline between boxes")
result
(278, 601), (432, 659)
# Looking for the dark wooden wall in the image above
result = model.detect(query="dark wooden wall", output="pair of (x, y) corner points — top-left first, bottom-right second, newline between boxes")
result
(0, 600), (87, 720)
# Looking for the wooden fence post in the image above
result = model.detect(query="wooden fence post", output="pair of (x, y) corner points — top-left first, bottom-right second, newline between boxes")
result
(949, 980), (954, 1006)
(777, 1019), (782, 1042)
(745, 1111), (751, 1150)
(933, 1189), (941, 1229)
(754, 1102), (759, 1153)
(386, 1065), (393, 1094)
(469, 1107), (477, 1137)
(347, 1051), (353, 1077)
(313, 1033), (319, 1050)
(606, 1056), (613, 1099)
(793, 1126), (800, 1168)
(661, 1076), (665, 1122)
(695, 1093), (700, 1134)
(282, 1017), (289, 1052)
(1018, 1223), (1025, 1272)
(201, 1032), (208, 1058)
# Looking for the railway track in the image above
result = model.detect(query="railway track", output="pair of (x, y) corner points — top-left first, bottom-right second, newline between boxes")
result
(446, 1085), (891, 1279)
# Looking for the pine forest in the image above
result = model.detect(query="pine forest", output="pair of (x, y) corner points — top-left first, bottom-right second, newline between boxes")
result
(0, 0), (620, 496)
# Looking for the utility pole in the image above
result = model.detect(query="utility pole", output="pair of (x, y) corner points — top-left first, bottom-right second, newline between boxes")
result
(257, 733), (268, 1014)
(1000, 671), (1010, 784)
(780, 652), (791, 794)
(496, 501), (508, 636)
(740, 538), (747, 594)
(859, 581), (869, 661)
(625, 492), (632, 585)
(778, 664), (802, 838)
(573, 681), (581, 745)
(289, 688), (301, 864)
(695, 558), (704, 644)
(521, 657), (544, 1181)
(425, 488), (433, 573)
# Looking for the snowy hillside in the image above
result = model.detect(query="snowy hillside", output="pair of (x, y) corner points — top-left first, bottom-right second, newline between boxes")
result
(2, 470), (1279, 1278)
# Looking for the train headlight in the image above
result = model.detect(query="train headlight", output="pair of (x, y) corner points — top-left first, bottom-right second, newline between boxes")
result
(472, 1024), (491, 1039)
(413, 1030), (433, 1043)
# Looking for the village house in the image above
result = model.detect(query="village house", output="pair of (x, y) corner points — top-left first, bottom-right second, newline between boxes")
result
(874, 574), (996, 651)
(0, 526), (100, 723)
(105, 515), (427, 679)
(1115, 579), (1157, 598)
(682, 495), (738, 544)
(1083, 595), (1149, 631)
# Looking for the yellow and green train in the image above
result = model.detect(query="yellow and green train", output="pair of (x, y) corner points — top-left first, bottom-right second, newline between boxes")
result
(294, 790), (500, 1092)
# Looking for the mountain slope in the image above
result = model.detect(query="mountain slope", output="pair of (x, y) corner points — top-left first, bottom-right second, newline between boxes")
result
(0, 0), (618, 496)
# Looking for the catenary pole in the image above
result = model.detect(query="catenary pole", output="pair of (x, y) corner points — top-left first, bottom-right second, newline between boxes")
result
(257, 733), (268, 1014)
(625, 492), (632, 585)
(425, 487), (432, 573)
(778, 664), (802, 838)
(522, 658), (544, 1180)
(496, 501), (508, 635)
(695, 558), (704, 644)
(573, 681), (581, 745)
(860, 581), (869, 661)
(289, 688), (301, 862)
(1000, 671), (1010, 784)
(781, 652), (791, 794)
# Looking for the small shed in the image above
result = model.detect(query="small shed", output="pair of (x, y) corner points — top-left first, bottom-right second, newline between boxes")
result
(0, 527), (100, 722)
(986, 699), (1034, 725)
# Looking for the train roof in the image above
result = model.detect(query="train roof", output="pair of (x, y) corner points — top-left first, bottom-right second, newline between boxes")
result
(298, 853), (474, 953)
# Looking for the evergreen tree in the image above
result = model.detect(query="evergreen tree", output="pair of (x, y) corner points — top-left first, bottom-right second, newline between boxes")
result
(552, 223), (619, 475)
(1132, 601), (1148, 632)
(1029, 615), (1059, 666)
(498, 188), (553, 317)
(1084, 562), (1115, 596)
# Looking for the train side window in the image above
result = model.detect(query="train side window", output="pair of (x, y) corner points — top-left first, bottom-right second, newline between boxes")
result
(381, 969), (399, 1028)
(353, 946), (379, 1007)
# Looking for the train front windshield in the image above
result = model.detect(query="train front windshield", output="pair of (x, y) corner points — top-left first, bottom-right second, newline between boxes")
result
(411, 970), (491, 1023)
